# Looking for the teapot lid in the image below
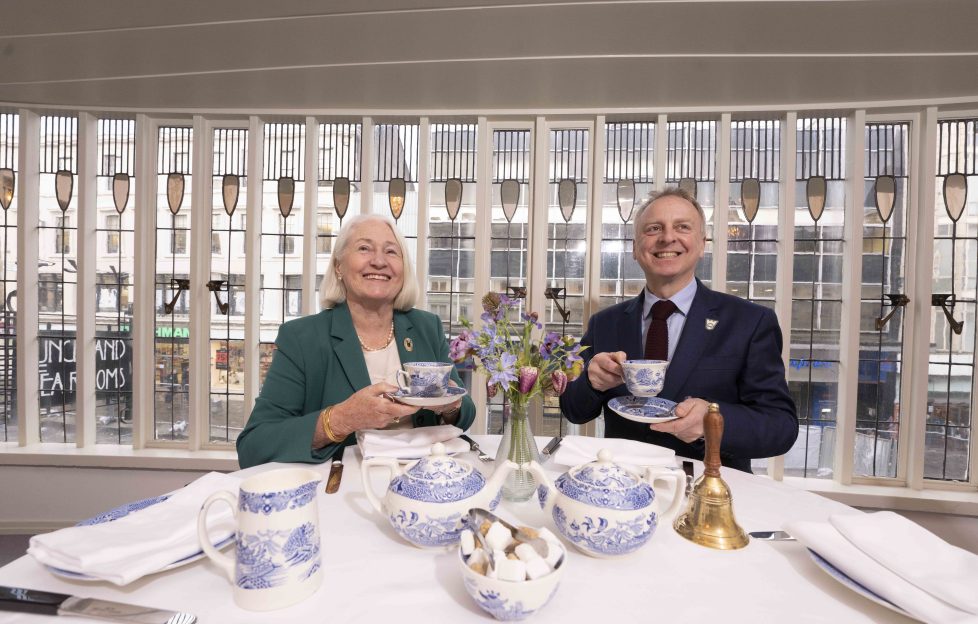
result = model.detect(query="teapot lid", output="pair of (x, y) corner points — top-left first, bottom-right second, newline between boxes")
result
(554, 449), (654, 510)
(390, 442), (487, 503)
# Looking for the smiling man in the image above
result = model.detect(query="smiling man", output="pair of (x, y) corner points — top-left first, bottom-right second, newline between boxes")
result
(560, 187), (798, 472)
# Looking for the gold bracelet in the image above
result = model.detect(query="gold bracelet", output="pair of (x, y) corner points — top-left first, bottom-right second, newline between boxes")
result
(321, 406), (342, 443)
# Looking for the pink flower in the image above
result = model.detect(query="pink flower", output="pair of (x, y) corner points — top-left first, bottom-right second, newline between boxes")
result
(486, 382), (498, 399)
(518, 366), (539, 394)
(550, 370), (568, 396)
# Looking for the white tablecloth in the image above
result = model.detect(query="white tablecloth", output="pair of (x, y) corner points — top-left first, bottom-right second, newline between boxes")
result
(0, 436), (914, 623)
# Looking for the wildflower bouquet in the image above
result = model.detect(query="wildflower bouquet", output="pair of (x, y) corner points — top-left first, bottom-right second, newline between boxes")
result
(450, 292), (585, 500)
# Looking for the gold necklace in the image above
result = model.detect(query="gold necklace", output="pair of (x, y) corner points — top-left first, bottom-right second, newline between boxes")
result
(358, 321), (395, 352)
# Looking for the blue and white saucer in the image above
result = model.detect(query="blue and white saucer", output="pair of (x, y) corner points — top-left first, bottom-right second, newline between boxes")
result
(608, 395), (679, 424)
(389, 386), (467, 408)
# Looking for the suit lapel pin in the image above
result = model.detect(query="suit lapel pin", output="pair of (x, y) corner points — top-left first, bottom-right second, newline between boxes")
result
(404, 337), (414, 351)
(705, 318), (719, 331)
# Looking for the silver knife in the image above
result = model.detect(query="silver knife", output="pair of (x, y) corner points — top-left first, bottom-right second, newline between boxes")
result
(541, 436), (563, 457)
(0, 586), (195, 623)
(749, 530), (796, 541)
(325, 443), (346, 494)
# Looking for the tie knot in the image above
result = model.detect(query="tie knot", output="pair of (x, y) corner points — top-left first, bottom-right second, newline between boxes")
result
(651, 299), (678, 321)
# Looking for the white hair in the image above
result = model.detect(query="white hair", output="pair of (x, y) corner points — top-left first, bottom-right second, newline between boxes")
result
(319, 213), (420, 311)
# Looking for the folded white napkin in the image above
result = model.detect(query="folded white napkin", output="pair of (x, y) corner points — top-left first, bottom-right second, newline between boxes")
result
(787, 512), (978, 624)
(28, 472), (240, 586)
(551, 435), (676, 468)
(357, 424), (469, 459)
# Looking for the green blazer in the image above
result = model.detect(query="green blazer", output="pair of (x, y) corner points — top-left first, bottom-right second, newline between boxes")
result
(236, 303), (475, 469)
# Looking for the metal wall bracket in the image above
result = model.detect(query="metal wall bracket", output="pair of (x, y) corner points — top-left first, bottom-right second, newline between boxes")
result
(932, 294), (963, 335)
(206, 280), (229, 315)
(507, 286), (527, 299)
(544, 287), (571, 323)
(875, 294), (909, 331)
(163, 278), (190, 314)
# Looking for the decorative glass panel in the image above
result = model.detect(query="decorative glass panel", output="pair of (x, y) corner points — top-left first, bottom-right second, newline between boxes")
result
(929, 118), (978, 482)
(600, 122), (655, 312)
(787, 116), (847, 478)
(95, 118), (135, 444)
(0, 112), (17, 442)
(259, 123), (305, 388)
(155, 126), (192, 440)
(666, 120), (716, 286)
(38, 115), (78, 443)
(373, 123), (419, 263)
(209, 128), (248, 444)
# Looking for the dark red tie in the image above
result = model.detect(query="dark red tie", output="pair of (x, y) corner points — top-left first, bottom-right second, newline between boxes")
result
(644, 300), (678, 361)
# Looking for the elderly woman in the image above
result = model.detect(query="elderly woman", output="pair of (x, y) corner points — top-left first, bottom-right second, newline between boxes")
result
(237, 214), (475, 468)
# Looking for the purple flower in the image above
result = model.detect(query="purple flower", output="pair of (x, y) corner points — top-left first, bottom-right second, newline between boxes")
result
(539, 331), (562, 360)
(518, 366), (539, 394)
(488, 353), (519, 388)
(449, 331), (473, 362)
(550, 370), (568, 396)
(521, 311), (542, 330)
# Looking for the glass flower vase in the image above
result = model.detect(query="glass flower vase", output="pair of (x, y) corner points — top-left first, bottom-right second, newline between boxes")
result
(494, 397), (542, 502)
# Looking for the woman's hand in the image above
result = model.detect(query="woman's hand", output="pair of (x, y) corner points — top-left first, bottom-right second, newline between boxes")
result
(330, 382), (417, 438)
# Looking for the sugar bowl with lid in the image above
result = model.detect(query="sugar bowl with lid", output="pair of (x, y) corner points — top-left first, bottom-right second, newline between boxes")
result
(362, 442), (517, 548)
(527, 449), (684, 558)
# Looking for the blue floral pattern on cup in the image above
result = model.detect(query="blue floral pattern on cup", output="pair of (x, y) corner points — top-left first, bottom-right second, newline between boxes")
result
(235, 521), (320, 590)
(621, 360), (668, 397)
(552, 505), (657, 556)
(239, 481), (317, 514)
(398, 362), (453, 397)
(608, 396), (677, 424)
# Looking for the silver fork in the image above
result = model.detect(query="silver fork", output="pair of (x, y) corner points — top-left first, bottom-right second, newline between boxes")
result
(459, 434), (493, 462)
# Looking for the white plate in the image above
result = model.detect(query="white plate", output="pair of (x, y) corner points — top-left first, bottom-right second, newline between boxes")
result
(45, 536), (235, 582)
(807, 549), (918, 621)
(608, 395), (679, 424)
(388, 386), (467, 407)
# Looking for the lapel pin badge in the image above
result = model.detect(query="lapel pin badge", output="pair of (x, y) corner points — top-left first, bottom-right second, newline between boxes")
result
(404, 337), (414, 351)
(705, 319), (719, 331)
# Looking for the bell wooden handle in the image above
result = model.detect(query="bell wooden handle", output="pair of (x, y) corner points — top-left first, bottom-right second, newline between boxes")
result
(703, 403), (723, 478)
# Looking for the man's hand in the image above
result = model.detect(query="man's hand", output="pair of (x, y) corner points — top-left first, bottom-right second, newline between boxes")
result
(587, 351), (627, 392)
(650, 397), (709, 443)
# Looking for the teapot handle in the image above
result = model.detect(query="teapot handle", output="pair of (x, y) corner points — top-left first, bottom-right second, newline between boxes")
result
(645, 466), (685, 521)
(360, 457), (401, 515)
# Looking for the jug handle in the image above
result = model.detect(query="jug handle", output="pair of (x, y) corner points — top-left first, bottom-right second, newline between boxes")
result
(645, 466), (685, 521)
(361, 457), (402, 514)
(197, 491), (237, 582)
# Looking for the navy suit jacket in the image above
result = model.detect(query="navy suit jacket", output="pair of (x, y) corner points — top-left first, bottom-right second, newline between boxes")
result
(560, 280), (798, 472)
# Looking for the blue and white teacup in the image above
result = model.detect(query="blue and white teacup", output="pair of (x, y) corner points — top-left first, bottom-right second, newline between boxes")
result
(621, 359), (669, 397)
(396, 362), (453, 397)
(198, 468), (322, 611)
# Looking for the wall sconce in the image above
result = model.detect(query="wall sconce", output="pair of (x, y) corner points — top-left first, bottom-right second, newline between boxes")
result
(943, 173), (967, 222)
(500, 179), (520, 223)
(875, 294), (909, 331)
(0, 168), (14, 210)
(617, 179), (635, 223)
(544, 286), (571, 322)
(445, 178), (463, 221)
(557, 178), (576, 222)
(806, 175), (826, 222)
(206, 280), (229, 315)
(389, 177), (406, 220)
(333, 177), (350, 219)
(167, 173), (185, 215)
(278, 176), (295, 218)
(507, 286), (526, 299)
(932, 294), (963, 335)
(741, 178), (760, 223)
(112, 173), (130, 214)
(222, 174), (239, 216)
(163, 278), (191, 314)
(874, 175), (896, 223)
(55, 170), (73, 212)
(678, 177), (697, 198)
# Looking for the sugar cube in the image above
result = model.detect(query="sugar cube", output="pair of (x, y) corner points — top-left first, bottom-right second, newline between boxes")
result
(486, 521), (514, 551)
(460, 530), (475, 556)
(525, 557), (552, 580)
(495, 558), (527, 582)
(514, 543), (542, 562)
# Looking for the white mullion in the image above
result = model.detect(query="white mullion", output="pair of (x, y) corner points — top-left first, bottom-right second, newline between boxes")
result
(470, 117), (491, 434)
(905, 108), (938, 490)
(75, 112), (97, 448)
(771, 111), (797, 481)
(360, 117), (373, 215)
(132, 115), (156, 450)
(833, 109), (866, 485)
(416, 117), (430, 310)
(529, 117), (549, 428)
(303, 116), (318, 316)
(243, 116), (262, 427)
(16, 109), (40, 447)
(655, 114), (668, 189)
(188, 115), (210, 451)
(712, 113), (731, 290)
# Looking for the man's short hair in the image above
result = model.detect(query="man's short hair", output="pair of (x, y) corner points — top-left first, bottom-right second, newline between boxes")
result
(633, 187), (707, 237)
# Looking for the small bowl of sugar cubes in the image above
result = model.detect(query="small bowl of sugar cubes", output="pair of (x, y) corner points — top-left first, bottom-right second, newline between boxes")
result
(457, 508), (566, 621)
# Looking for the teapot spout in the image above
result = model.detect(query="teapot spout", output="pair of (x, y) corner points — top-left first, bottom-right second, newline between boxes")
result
(526, 461), (556, 514)
(483, 459), (519, 509)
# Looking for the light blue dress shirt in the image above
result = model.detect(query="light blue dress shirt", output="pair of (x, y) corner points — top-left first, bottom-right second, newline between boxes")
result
(640, 279), (698, 361)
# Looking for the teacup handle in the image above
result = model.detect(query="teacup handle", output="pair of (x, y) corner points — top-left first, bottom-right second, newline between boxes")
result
(395, 369), (412, 393)
(360, 457), (402, 514)
(197, 491), (237, 582)
(645, 466), (685, 521)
